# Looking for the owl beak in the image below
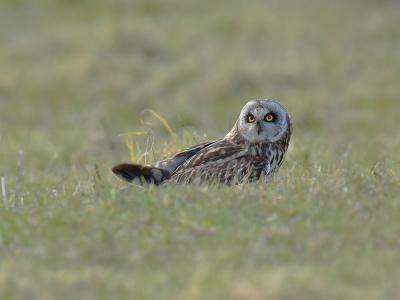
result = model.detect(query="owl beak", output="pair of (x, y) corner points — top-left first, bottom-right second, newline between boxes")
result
(257, 122), (262, 135)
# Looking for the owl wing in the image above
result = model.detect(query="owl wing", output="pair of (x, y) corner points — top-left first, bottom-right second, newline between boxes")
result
(153, 140), (216, 173)
(170, 139), (270, 184)
(112, 140), (216, 184)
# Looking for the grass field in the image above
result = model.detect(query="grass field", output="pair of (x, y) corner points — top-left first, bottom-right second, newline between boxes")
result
(1, 0), (400, 299)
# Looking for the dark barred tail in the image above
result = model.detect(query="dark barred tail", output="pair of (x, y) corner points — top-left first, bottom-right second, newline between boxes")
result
(112, 163), (170, 185)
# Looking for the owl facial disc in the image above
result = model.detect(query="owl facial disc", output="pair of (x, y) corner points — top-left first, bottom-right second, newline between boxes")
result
(238, 99), (289, 143)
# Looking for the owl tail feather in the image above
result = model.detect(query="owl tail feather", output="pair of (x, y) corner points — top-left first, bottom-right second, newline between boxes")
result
(112, 163), (170, 185)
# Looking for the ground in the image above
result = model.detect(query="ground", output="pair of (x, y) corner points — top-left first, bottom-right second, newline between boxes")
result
(1, 0), (400, 299)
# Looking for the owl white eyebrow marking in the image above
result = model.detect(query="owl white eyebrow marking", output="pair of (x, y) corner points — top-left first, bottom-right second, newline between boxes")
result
(112, 99), (292, 185)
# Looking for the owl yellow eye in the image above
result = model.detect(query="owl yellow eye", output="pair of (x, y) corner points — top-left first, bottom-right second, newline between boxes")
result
(265, 114), (274, 122)
(248, 114), (255, 122)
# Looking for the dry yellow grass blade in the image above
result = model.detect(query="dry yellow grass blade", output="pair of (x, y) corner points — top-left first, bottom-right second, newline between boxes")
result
(118, 132), (148, 137)
(119, 132), (147, 162)
(123, 136), (135, 162)
(141, 109), (178, 143)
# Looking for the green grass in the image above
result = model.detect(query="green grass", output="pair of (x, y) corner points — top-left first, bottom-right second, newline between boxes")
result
(1, 0), (400, 299)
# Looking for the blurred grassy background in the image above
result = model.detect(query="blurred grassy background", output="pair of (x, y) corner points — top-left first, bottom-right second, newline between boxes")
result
(1, 0), (400, 299)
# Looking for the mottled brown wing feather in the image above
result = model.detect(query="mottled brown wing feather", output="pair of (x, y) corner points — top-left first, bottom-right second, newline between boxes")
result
(171, 141), (217, 159)
(112, 141), (217, 185)
(171, 155), (270, 184)
(170, 139), (264, 184)
(112, 163), (170, 184)
(153, 140), (216, 172)
(173, 139), (246, 173)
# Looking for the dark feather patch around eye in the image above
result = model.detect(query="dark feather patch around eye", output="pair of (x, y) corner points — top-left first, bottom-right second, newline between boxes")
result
(246, 114), (255, 123)
(264, 113), (277, 122)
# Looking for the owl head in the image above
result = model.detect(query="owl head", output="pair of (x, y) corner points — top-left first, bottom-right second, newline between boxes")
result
(235, 99), (291, 143)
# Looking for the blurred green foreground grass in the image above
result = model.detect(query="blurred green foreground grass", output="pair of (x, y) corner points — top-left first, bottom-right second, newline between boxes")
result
(1, 0), (400, 299)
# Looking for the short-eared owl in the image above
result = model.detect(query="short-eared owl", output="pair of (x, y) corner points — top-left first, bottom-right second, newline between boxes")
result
(112, 99), (292, 185)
